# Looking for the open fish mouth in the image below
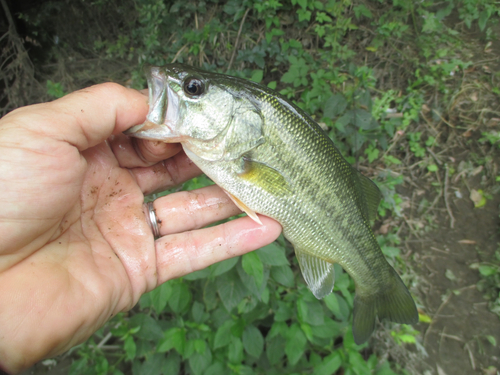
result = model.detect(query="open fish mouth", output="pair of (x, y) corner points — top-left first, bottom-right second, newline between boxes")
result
(124, 67), (180, 141)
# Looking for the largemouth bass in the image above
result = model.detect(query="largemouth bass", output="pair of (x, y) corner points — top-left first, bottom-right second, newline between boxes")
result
(126, 64), (418, 344)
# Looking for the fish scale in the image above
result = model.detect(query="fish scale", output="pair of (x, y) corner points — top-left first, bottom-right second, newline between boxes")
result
(125, 64), (418, 344)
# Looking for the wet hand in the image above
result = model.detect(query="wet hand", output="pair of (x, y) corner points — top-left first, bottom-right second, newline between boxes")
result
(0, 84), (281, 373)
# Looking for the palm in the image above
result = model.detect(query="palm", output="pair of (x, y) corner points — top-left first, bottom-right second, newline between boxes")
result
(1, 136), (156, 364)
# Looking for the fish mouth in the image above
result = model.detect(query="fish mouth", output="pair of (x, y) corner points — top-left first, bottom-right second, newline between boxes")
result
(124, 66), (181, 142)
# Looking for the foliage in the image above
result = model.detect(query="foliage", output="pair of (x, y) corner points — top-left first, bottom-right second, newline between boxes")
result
(10, 0), (500, 373)
(471, 247), (500, 319)
(68, 240), (400, 375)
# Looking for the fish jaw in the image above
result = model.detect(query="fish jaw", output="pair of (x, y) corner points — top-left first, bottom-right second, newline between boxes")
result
(124, 67), (183, 142)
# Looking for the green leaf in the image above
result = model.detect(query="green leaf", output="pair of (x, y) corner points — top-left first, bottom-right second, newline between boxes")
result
(211, 257), (239, 277)
(268, 321), (288, 339)
(297, 9), (312, 22)
(242, 252), (264, 286)
(271, 265), (295, 287)
(311, 318), (341, 339)
(69, 358), (88, 375)
(169, 282), (191, 313)
(161, 352), (180, 374)
(256, 243), (289, 266)
(349, 350), (371, 373)
(267, 81), (277, 90)
(266, 336), (286, 365)
(479, 265), (497, 277)
(213, 320), (234, 349)
(242, 325), (264, 358)
(138, 353), (166, 375)
(250, 69), (264, 83)
(274, 301), (293, 322)
(281, 68), (298, 84)
(150, 282), (172, 314)
(445, 269), (457, 281)
(191, 301), (206, 323)
(216, 269), (248, 312)
(193, 339), (207, 354)
(189, 346), (212, 375)
(427, 164), (438, 172)
(297, 297), (325, 326)
(376, 360), (398, 375)
(324, 293), (350, 321)
(157, 327), (186, 355)
(478, 10), (489, 31)
(124, 336), (136, 360)
(237, 262), (269, 298)
(183, 268), (210, 280)
(297, 0), (307, 10)
(129, 313), (163, 341)
(486, 335), (497, 347)
(230, 317), (246, 338)
(204, 362), (226, 375)
(353, 4), (373, 19)
(384, 155), (402, 165)
(228, 336), (244, 363)
(352, 108), (378, 130)
(285, 323), (307, 365)
(314, 352), (342, 375)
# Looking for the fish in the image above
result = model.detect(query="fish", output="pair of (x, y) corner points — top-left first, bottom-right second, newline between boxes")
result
(125, 64), (418, 344)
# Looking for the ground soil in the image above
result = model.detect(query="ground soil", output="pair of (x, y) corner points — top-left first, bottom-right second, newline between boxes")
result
(410, 188), (500, 375)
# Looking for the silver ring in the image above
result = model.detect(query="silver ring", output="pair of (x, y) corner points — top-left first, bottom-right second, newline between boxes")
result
(144, 201), (161, 239)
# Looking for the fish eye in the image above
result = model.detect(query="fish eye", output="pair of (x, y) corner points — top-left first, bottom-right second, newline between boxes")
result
(183, 77), (205, 97)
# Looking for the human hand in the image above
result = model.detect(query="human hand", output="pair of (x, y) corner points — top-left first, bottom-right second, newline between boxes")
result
(0, 84), (282, 373)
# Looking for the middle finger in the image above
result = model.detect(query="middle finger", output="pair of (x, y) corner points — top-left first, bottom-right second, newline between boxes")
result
(152, 185), (242, 235)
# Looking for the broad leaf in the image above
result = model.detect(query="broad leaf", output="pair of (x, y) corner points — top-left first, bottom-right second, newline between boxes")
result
(314, 352), (342, 375)
(211, 257), (239, 277)
(213, 320), (234, 349)
(168, 282), (191, 313)
(150, 282), (172, 315)
(255, 243), (289, 266)
(129, 313), (163, 341)
(271, 265), (295, 287)
(242, 251), (264, 286)
(266, 336), (285, 365)
(242, 325), (264, 358)
(188, 346), (212, 375)
(285, 323), (307, 366)
(216, 269), (248, 312)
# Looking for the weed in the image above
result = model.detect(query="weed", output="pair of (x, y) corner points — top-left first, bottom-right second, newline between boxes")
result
(471, 247), (500, 318)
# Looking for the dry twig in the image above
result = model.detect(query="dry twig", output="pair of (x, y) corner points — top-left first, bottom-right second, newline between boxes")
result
(227, 8), (251, 72)
(444, 165), (455, 229)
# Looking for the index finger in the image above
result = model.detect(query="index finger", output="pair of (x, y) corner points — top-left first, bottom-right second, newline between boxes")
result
(2, 83), (149, 151)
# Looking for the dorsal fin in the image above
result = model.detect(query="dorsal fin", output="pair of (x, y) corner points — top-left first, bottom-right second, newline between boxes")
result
(355, 170), (382, 222)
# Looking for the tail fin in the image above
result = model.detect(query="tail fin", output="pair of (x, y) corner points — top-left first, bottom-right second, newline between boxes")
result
(352, 269), (418, 345)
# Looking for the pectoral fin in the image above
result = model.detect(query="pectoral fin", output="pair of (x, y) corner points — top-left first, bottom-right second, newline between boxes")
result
(295, 249), (335, 299)
(223, 190), (262, 225)
(239, 159), (292, 197)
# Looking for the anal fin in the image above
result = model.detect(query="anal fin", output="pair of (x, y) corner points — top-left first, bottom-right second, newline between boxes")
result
(295, 249), (335, 299)
(223, 190), (262, 225)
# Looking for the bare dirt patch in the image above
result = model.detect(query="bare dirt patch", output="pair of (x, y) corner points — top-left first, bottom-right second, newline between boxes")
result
(412, 189), (500, 374)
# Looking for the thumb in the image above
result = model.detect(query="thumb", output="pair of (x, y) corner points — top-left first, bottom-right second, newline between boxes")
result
(2, 83), (149, 151)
